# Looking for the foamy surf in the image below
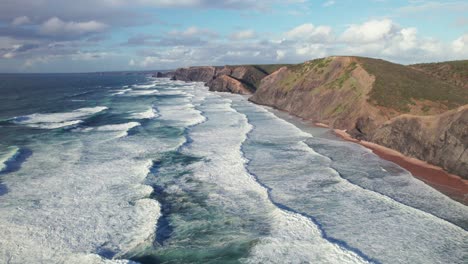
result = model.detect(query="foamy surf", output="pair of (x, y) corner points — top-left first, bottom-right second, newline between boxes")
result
(167, 86), (369, 263)
(129, 108), (158, 119)
(12, 106), (108, 129)
(0, 128), (161, 264)
(79, 122), (141, 138)
(112, 88), (132, 96)
(133, 83), (156, 89)
(0, 146), (20, 173)
(124, 90), (159, 97)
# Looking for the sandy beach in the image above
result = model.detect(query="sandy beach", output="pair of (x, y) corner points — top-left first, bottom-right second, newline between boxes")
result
(332, 128), (468, 205)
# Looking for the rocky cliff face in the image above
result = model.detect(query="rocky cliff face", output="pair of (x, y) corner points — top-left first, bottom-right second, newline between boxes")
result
(170, 65), (280, 94)
(250, 57), (388, 131)
(207, 75), (252, 94)
(171, 66), (217, 83)
(371, 106), (468, 177)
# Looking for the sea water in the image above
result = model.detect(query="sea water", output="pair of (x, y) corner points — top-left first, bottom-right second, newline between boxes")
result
(0, 74), (466, 264)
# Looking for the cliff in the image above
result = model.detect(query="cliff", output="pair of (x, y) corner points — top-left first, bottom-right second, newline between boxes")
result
(170, 65), (287, 95)
(250, 57), (468, 178)
(371, 106), (468, 177)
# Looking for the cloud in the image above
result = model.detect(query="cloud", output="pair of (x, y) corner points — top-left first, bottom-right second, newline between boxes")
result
(452, 34), (468, 55)
(285, 23), (333, 42)
(398, 1), (468, 14)
(341, 19), (395, 43)
(11, 16), (31, 26)
(169, 26), (218, 38)
(322, 0), (335, 7)
(124, 27), (216, 47)
(1, 43), (40, 58)
(337, 19), (466, 63)
(229, 30), (256, 40)
(39, 17), (108, 36)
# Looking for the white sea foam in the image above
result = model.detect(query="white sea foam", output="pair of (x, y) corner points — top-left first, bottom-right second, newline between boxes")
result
(157, 90), (187, 96)
(0, 146), (20, 172)
(180, 89), (368, 263)
(133, 83), (156, 89)
(12, 106), (108, 129)
(80, 122), (141, 138)
(125, 90), (159, 96)
(129, 108), (158, 119)
(0, 129), (162, 263)
(112, 88), (132, 96)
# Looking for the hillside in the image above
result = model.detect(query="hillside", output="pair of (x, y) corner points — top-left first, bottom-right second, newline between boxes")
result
(411, 60), (468, 89)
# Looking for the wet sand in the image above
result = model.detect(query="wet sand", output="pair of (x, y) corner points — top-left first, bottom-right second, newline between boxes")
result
(331, 128), (468, 205)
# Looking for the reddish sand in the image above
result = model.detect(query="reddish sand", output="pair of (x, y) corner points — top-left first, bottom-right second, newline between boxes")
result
(332, 129), (468, 205)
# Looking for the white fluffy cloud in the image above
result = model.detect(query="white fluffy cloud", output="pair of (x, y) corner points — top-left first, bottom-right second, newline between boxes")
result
(322, 0), (335, 7)
(452, 34), (468, 55)
(169, 26), (218, 38)
(285, 23), (333, 42)
(230, 30), (256, 40)
(336, 19), (463, 62)
(341, 19), (395, 43)
(39, 17), (108, 36)
(11, 16), (31, 26)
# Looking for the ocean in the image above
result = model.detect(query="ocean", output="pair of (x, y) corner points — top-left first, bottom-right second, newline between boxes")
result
(0, 74), (466, 264)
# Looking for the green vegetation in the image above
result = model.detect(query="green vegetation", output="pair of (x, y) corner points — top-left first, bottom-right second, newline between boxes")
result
(326, 62), (357, 89)
(422, 105), (431, 113)
(275, 58), (334, 92)
(411, 60), (468, 88)
(357, 57), (468, 112)
(290, 57), (332, 74)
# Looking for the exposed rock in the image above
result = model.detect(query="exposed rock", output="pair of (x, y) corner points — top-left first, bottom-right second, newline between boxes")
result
(250, 57), (386, 131)
(207, 75), (252, 94)
(153, 71), (174, 78)
(170, 65), (273, 94)
(172, 66), (217, 83)
(371, 106), (468, 177)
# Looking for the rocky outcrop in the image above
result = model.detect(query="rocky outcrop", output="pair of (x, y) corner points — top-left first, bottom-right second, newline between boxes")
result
(153, 71), (174, 78)
(171, 66), (217, 83)
(371, 106), (468, 177)
(207, 75), (252, 94)
(171, 65), (277, 94)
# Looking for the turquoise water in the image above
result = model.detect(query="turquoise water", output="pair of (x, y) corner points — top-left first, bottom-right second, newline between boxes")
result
(0, 74), (466, 264)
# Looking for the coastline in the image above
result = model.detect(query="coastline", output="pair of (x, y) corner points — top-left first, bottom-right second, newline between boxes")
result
(331, 127), (468, 205)
(260, 106), (468, 205)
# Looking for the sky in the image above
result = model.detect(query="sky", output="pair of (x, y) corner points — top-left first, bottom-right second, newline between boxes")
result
(0, 0), (467, 73)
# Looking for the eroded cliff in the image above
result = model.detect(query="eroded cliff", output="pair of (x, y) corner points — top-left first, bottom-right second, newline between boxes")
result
(170, 65), (286, 95)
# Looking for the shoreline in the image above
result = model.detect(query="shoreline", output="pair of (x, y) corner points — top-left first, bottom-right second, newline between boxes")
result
(330, 127), (468, 205)
(244, 100), (468, 205)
